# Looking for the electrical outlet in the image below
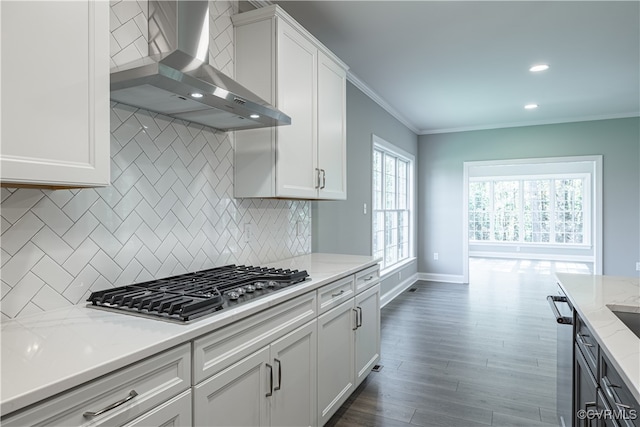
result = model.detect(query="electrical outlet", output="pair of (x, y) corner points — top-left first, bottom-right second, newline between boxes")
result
(244, 223), (253, 243)
(363, 203), (367, 215)
(296, 220), (304, 237)
(636, 261), (640, 271)
(434, 252), (439, 261)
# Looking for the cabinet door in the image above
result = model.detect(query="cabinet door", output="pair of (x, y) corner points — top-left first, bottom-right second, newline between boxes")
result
(275, 21), (318, 198)
(194, 347), (270, 427)
(575, 345), (598, 427)
(123, 390), (192, 427)
(355, 284), (381, 386)
(270, 320), (317, 427)
(317, 51), (347, 200)
(0, 0), (110, 188)
(596, 390), (622, 427)
(317, 299), (355, 425)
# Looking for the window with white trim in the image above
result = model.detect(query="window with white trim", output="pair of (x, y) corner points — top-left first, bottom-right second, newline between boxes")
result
(468, 174), (590, 245)
(372, 137), (414, 270)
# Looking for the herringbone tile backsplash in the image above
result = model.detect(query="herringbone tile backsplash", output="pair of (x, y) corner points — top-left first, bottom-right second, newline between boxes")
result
(0, 0), (311, 321)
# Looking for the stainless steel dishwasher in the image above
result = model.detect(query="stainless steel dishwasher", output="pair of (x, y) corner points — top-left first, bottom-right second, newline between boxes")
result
(547, 288), (574, 427)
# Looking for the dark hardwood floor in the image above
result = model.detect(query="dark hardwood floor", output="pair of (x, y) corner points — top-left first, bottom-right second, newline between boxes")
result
(325, 258), (592, 427)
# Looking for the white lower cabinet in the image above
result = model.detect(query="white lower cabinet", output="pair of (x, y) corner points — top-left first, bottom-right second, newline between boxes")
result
(194, 320), (317, 427)
(317, 299), (356, 425)
(123, 390), (192, 427)
(317, 280), (380, 426)
(270, 321), (318, 427)
(194, 346), (271, 427)
(355, 284), (381, 387)
(2, 344), (191, 426)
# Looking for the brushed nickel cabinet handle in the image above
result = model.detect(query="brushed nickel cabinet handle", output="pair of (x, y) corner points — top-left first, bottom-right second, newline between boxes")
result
(83, 390), (138, 418)
(274, 358), (282, 391)
(332, 289), (345, 297)
(266, 363), (273, 397)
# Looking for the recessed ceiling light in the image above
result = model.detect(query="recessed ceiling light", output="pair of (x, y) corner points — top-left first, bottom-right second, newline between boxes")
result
(190, 92), (204, 98)
(529, 64), (549, 72)
(524, 103), (539, 110)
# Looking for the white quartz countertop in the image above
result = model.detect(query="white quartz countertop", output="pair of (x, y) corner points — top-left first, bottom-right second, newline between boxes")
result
(0, 253), (379, 417)
(555, 273), (640, 402)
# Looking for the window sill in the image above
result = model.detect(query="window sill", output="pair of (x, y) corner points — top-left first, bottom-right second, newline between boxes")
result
(469, 241), (592, 249)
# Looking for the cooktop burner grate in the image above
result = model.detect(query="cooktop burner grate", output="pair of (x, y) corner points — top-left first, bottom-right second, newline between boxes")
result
(87, 264), (309, 322)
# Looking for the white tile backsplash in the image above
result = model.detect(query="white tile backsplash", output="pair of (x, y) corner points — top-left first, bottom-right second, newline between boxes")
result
(0, 0), (311, 320)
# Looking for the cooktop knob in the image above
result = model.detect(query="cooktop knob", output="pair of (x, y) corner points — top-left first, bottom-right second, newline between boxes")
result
(228, 291), (239, 300)
(254, 281), (265, 290)
(267, 281), (278, 288)
(245, 284), (256, 293)
(235, 287), (245, 295)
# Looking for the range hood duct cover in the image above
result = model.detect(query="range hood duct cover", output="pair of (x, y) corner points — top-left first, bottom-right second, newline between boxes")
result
(110, 1), (290, 131)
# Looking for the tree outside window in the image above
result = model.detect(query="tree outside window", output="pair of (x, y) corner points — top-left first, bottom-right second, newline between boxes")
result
(469, 176), (587, 246)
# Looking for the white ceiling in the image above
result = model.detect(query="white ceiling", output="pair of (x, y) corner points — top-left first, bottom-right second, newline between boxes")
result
(269, 1), (640, 134)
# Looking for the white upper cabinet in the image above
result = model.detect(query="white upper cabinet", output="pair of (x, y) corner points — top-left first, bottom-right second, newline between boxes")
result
(0, 0), (110, 188)
(232, 5), (347, 200)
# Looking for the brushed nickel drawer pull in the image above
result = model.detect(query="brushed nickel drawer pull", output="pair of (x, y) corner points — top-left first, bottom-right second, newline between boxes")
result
(331, 290), (345, 297)
(83, 390), (138, 418)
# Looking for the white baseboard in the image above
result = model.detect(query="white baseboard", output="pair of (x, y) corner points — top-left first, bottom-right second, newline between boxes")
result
(416, 273), (466, 284)
(380, 273), (418, 308)
(469, 251), (594, 263)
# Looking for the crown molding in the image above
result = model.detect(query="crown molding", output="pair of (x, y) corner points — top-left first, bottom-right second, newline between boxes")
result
(346, 70), (420, 135)
(420, 112), (640, 135)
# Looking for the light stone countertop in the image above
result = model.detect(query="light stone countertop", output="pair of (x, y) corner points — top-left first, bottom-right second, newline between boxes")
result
(556, 273), (640, 402)
(0, 253), (380, 417)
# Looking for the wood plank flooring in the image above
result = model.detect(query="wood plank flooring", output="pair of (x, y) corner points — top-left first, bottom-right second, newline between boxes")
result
(325, 258), (592, 427)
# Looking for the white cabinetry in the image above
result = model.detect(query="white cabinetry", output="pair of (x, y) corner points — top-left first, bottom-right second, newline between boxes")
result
(194, 321), (317, 427)
(317, 299), (356, 425)
(194, 346), (270, 426)
(355, 285), (381, 387)
(232, 5), (347, 200)
(0, 0), (110, 188)
(270, 321), (318, 426)
(123, 390), (192, 427)
(317, 266), (381, 425)
(193, 293), (318, 427)
(2, 344), (191, 426)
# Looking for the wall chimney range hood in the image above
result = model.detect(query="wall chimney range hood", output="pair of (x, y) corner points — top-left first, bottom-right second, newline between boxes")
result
(110, 1), (291, 131)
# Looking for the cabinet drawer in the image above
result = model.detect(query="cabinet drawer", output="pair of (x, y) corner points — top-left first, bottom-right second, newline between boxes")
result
(600, 353), (639, 427)
(355, 265), (380, 294)
(2, 344), (190, 426)
(317, 275), (354, 315)
(193, 292), (317, 384)
(575, 314), (598, 377)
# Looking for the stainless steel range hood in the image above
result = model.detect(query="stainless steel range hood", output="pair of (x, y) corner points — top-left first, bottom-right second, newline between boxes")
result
(110, 1), (290, 131)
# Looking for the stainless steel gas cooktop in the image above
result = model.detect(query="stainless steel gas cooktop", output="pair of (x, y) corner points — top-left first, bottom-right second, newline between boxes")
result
(86, 265), (309, 322)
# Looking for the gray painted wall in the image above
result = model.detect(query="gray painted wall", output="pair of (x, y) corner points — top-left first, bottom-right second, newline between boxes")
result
(418, 117), (640, 277)
(312, 82), (419, 297)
